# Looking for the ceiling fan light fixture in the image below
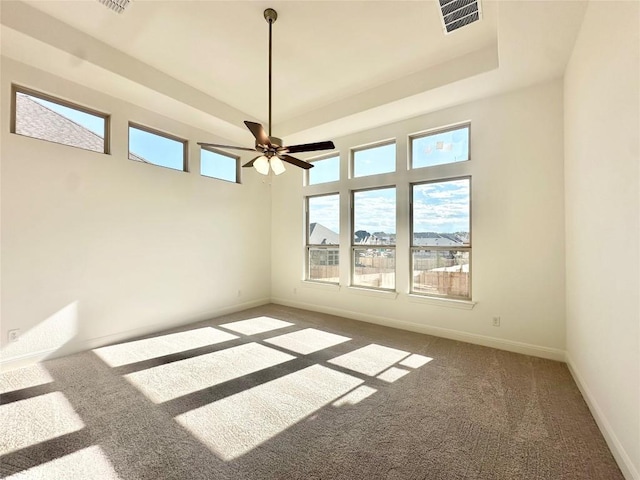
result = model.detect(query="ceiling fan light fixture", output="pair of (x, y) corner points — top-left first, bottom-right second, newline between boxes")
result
(270, 156), (286, 175)
(254, 155), (270, 175)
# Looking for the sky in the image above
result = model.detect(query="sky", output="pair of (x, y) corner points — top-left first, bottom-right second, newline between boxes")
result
(354, 188), (396, 234)
(308, 194), (340, 234)
(309, 179), (469, 237)
(413, 179), (469, 233)
(412, 126), (469, 168)
(201, 149), (237, 182)
(29, 95), (105, 136)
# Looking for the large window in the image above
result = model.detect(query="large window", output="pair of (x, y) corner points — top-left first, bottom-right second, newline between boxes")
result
(302, 121), (472, 302)
(352, 187), (396, 290)
(410, 124), (469, 169)
(411, 177), (471, 299)
(128, 123), (187, 172)
(201, 147), (239, 183)
(306, 194), (340, 283)
(352, 141), (396, 178)
(308, 154), (340, 185)
(11, 85), (109, 154)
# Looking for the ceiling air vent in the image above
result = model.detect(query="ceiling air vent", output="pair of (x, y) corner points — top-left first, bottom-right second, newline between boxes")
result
(97, 0), (131, 14)
(439, 0), (482, 34)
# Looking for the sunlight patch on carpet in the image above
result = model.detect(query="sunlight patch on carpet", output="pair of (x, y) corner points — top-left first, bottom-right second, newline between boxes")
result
(176, 364), (363, 460)
(5, 445), (122, 480)
(0, 364), (53, 394)
(219, 317), (294, 335)
(328, 344), (410, 376)
(332, 385), (377, 407)
(265, 328), (350, 354)
(0, 391), (85, 455)
(399, 353), (433, 368)
(93, 327), (238, 367)
(377, 366), (410, 383)
(125, 342), (295, 403)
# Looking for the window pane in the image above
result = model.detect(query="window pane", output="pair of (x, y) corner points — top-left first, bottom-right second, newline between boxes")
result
(411, 125), (469, 168)
(412, 249), (469, 298)
(308, 247), (340, 283)
(308, 194), (339, 244)
(308, 155), (339, 185)
(353, 247), (395, 289)
(201, 148), (238, 182)
(353, 143), (395, 177)
(14, 91), (106, 153)
(129, 125), (185, 171)
(353, 188), (396, 245)
(412, 179), (469, 246)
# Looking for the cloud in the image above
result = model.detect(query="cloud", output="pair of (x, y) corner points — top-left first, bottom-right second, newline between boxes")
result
(309, 194), (340, 233)
(354, 189), (396, 233)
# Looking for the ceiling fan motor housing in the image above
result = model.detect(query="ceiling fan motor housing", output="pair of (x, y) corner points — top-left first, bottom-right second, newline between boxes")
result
(264, 8), (278, 23)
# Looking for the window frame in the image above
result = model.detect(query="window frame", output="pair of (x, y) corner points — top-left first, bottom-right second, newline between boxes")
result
(351, 185), (397, 291)
(350, 139), (397, 179)
(128, 121), (188, 172)
(305, 192), (340, 285)
(409, 122), (471, 170)
(10, 84), (111, 154)
(200, 145), (241, 184)
(409, 175), (472, 300)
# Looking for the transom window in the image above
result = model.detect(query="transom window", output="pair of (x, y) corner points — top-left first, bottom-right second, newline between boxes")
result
(411, 177), (471, 299)
(410, 124), (469, 169)
(128, 123), (187, 172)
(352, 141), (396, 178)
(306, 194), (340, 284)
(308, 154), (340, 185)
(352, 187), (396, 290)
(11, 85), (109, 154)
(201, 147), (239, 183)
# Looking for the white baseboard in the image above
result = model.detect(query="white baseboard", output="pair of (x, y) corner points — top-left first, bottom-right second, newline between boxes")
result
(0, 297), (270, 372)
(565, 353), (639, 480)
(271, 297), (565, 361)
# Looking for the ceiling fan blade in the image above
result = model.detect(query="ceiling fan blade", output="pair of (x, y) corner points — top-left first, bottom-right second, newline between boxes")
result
(244, 121), (270, 146)
(242, 156), (262, 168)
(285, 140), (335, 154)
(279, 154), (314, 169)
(198, 142), (257, 153)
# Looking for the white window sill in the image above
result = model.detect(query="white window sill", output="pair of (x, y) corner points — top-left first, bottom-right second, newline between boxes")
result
(347, 286), (399, 300)
(300, 280), (340, 292)
(407, 294), (476, 310)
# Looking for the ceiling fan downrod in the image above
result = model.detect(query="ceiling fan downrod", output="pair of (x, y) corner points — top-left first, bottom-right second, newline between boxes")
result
(264, 8), (277, 138)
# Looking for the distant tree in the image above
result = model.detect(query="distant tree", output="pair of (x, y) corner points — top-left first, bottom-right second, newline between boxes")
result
(354, 230), (370, 243)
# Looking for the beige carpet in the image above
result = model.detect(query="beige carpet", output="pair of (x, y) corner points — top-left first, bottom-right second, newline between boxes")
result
(0, 304), (624, 479)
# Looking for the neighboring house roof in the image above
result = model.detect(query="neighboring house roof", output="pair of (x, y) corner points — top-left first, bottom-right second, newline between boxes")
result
(16, 93), (151, 163)
(413, 233), (467, 247)
(309, 223), (339, 245)
(15, 93), (104, 153)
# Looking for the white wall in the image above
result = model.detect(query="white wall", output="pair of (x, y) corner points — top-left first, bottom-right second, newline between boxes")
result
(271, 80), (566, 360)
(0, 57), (271, 368)
(564, 2), (640, 479)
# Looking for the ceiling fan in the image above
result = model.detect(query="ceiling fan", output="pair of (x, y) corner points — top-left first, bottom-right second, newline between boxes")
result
(198, 8), (335, 176)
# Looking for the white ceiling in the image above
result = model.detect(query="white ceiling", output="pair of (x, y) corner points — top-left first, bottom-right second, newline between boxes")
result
(1, 1), (588, 144)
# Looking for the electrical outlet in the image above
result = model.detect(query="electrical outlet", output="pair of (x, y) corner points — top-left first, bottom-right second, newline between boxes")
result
(237, 289), (242, 297)
(293, 287), (297, 295)
(8, 329), (20, 342)
(492, 316), (501, 327)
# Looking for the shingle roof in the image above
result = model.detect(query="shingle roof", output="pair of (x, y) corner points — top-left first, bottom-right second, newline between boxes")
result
(15, 93), (104, 153)
(309, 223), (339, 245)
